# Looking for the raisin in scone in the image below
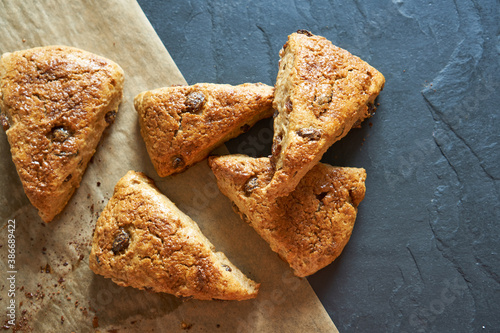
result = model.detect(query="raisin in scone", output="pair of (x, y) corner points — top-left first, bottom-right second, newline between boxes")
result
(209, 154), (366, 277)
(89, 171), (259, 301)
(0, 46), (124, 222)
(267, 30), (384, 198)
(134, 83), (274, 177)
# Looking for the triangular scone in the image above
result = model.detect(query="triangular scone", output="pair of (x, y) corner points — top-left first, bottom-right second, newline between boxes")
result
(267, 30), (384, 198)
(209, 154), (366, 277)
(134, 83), (274, 177)
(89, 171), (259, 301)
(0, 46), (124, 222)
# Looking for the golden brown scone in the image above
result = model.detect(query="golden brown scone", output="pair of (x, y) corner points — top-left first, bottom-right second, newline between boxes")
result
(0, 45), (124, 222)
(209, 154), (366, 277)
(267, 30), (384, 198)
(134, 83), (274, 177)
(89, 170), (259, 301)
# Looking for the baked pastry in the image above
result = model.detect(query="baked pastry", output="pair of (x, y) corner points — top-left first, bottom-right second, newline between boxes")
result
(209, 154), (366, 277)
(267, 30), (384, 198)
(89, 170), (259, 301)
(0, 45), (124, 222)
(134, 83), (274, 177)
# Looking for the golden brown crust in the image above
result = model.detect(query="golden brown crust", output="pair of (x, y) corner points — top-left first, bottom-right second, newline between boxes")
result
(209, 154), (366, 277)
(267, 31), (384, 198)
(89, 171), (259, 300)
(0, 45), (124, 222)
(134, 83), (274, 177)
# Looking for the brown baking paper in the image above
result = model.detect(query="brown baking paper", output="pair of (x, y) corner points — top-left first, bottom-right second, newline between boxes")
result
(0, 1), (338, 332)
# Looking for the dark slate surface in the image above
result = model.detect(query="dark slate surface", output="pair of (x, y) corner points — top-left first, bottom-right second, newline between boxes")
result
(136, 1), (500, 331)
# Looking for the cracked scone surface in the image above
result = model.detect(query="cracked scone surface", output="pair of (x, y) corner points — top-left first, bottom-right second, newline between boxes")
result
(134, 83), (274, 177)
(0, 45), (124, 222)
(209, 154), (366, 277)
(89, 171), (259, 301)
(268, 30), (384, 198)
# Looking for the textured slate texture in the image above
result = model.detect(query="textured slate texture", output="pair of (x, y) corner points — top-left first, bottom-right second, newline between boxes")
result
(137, 0), (500, 331)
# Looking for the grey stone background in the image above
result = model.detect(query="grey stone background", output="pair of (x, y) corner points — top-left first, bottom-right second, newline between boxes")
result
(137, 1), (500, 331)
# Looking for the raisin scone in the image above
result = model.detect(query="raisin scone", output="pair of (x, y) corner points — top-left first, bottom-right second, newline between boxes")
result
(134, 83), (274, 177)
(0, 46), (124, 222)
(209, 154), (366, 277)
(267, 30), (384, 198)
(89, 171), (259, 301)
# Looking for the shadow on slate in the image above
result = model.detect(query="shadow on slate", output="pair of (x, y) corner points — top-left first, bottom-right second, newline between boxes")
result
(137, 0), (500, 332)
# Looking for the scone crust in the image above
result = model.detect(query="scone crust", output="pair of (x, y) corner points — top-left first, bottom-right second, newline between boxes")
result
(209, 154), (366, 277)
(89, 171), (259, 301)
(0, 45), (124, 222)
(268, 31), (383, 197)
(134, 83), (274, 177)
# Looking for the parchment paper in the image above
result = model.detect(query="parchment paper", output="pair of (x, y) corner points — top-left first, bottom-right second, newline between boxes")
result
(0, 1), (338, 332)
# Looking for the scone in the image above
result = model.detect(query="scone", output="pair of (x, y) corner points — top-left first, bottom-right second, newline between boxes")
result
(267, 30), (384, 198)
(134, 83), (274, 177)
(89, 170), (259, 301)
(209, 154), (366, 277)
(0, 45), (124, 222)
